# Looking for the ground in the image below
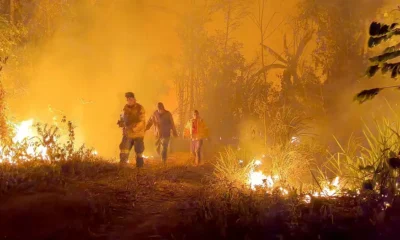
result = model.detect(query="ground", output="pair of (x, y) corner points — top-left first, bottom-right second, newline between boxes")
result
(2, 153), (400, 240)
(0, 153), (213, 240)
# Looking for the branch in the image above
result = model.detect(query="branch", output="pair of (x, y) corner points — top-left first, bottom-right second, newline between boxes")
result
(293, 31), (314, 63)
(262, 44), (288, 64)
(251, 63), (287, 79)
(263, 12), (277, 37)
(264, 18), (286, 41)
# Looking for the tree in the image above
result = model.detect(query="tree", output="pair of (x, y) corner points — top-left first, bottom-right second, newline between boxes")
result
(244, 0), (285, 146)
(260, 25), (317, 111)
(201, 33), (246, 139)
(297, 0), (385, 111)
(175, 0), (214, 131)
(9, 0), (15, 24)
(250, 0), (283, 84)
(0, 56), (11, 143)
(0, 15), (26, 57)
(214, 0), (250, 53)
(355, 21), (400, 103)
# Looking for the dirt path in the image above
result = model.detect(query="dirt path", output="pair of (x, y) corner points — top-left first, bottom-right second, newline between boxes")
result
(107, 162), (212, 240)
(0, 155), (213, 240)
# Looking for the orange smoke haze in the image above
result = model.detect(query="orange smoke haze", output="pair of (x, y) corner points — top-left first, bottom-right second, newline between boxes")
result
(2, 0), (399, 158)
(2, 0), (297, 158)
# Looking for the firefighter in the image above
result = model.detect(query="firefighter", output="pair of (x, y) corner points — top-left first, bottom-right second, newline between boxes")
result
(145, 102), (178, 164)
(183, 110), (209, 166)
(117, 92), (146, 167)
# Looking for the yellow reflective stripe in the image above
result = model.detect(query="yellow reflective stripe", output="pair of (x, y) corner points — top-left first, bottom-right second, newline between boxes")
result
(120, 149), (130, 154)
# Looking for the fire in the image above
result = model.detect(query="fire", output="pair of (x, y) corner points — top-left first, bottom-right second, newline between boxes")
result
(0, 119), (49, 163)
(249, 170), (269, 190)
(248, 159), (276, 192)
(143, 154), (154, 159)
(303, 195), (311, 203)
(247, 158), (345, 199)
(1, 118), (98, 163)
(320, 176), (341, 197)
(12, 119), (34, 143)
(254, 159), (262, 166)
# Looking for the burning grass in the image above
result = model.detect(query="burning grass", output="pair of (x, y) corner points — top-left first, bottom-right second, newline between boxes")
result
(182, 182), (400, 240)
(317, 112), (400, 198)
(200, 111), (400, 239)
(0, 116), (118, 200)
(1, 111), (400, 239)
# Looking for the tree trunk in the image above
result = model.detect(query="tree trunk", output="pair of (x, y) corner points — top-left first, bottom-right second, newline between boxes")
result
(9, 0), (15, 24)
(224, 2), (231, 54)
(263, 109), (267, 147)
(0, 82), (9, 143)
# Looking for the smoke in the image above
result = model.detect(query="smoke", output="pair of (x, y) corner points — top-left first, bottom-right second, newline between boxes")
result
(2, 0), (400, 159)
(4, 1), (177, 158)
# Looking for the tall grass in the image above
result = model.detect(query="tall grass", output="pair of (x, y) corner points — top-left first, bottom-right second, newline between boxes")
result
(266, 140), (318, 189)
(213, 146), (255, 187)
(320, 113), (400, 193)
(265, 105), (310, 147)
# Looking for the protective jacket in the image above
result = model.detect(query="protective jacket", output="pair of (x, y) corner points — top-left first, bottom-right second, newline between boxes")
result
(121, 103), (146, 138)
(146, 110), (177, 138)
(183, 117), (209, 140)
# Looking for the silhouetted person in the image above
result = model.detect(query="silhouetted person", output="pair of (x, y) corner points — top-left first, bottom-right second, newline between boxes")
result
(145, 102), (178, 164)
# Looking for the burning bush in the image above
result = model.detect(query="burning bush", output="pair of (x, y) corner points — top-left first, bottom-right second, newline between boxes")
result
(0, 116), (98, 164)
(221, 105), (320, 194)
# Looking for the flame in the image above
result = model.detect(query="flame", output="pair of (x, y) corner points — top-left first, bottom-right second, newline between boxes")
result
(143, 154), (154, 159)
(279, 187), (289, 195)
(12, 119), (34, 143)
(320, 177), (340, 197)
(247, 158), (348, 199)
(303, 195), (311, 203)
(249, 170), (267, 190)
(1, 119), (49, 162)
(290, 136), (299, 144)
(248, 159), (274, 191)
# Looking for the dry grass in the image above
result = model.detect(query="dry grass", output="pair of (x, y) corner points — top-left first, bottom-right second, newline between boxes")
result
(319, 114), (400, 194)
(265, 140), (318, 189)
(182, 180), (400, 240)
(213, 146), (255, 187)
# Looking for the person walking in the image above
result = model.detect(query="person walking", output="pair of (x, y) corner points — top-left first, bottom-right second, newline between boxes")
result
(145, 102), (178, 164)
(117, 92), (146, 167)
(183, 110), (208, 166)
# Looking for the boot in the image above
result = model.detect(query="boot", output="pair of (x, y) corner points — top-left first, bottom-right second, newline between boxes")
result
(120, 153), (129, 164)
(136, 157), (144, 168)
